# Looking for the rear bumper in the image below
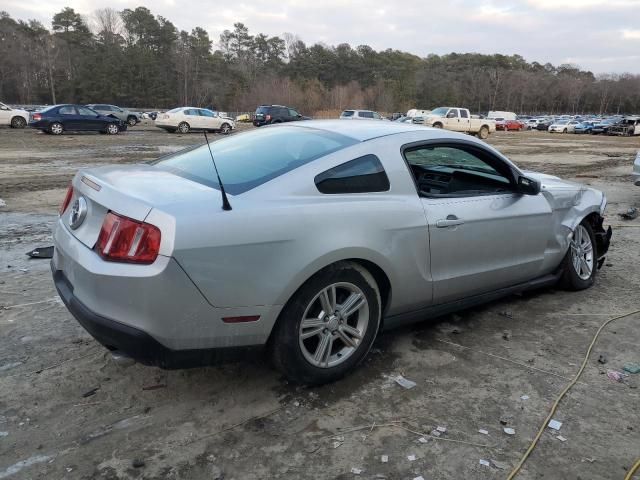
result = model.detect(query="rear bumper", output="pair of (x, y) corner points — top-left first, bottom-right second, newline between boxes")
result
(53, 268), (263, 368)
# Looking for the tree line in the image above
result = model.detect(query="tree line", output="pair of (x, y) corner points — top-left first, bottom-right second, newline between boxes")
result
(1, 7), (639, 115)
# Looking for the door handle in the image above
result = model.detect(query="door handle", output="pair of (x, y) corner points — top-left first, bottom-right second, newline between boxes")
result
(436, 215), (464, 228)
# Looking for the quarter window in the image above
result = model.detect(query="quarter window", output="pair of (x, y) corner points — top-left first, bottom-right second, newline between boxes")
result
(315, 154), (390, 194)
(59, 106), (76, 115)
(359, 111), (374, 119)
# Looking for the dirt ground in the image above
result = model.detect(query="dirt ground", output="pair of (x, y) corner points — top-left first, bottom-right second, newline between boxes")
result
(1, 123), (639, 480)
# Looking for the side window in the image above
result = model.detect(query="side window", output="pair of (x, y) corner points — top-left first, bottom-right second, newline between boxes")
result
(359, 111), (374, 119)
(199, 109), (214, 117)
(446, 109), (459, 118)
(59, 106), (76, 115)
(460, 110), (469, 118)
(112, 106), (123, 112)
(315, 154), (390, 194)
(77, 106), (97, 116)
(288, 109), (299, 117)
(185, 109), (198, 116)
(403, 145), (513, 197)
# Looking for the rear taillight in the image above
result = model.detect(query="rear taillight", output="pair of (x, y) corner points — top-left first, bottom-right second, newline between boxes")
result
(32, 113), (42, 122)
(59, 184), (74, 215)
(95, 212), (161, 264)
(265, 114), (271, 121)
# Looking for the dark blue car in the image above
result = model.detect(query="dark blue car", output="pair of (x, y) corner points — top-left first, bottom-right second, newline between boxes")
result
(29, 104), (126, 135)
(574, 121), (595, 134)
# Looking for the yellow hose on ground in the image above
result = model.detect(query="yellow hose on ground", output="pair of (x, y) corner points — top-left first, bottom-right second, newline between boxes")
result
(506, 309), (640, 480)
(624, 459), (640, 480)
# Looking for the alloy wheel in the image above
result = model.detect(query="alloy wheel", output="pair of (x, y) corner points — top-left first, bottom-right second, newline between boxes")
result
(298, 282), (369, 368)
(570, 224), (594, 280)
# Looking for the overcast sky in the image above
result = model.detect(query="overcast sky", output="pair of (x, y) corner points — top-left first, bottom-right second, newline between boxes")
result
(3, 0), (640, 73)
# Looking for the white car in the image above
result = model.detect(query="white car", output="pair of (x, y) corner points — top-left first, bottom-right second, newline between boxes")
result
(549, 119), (580, 133)
(340, 110), (387, 120)
(155, 107), (235, 134)
(633, 150), (640, 186)
(0, 102), (29, 128)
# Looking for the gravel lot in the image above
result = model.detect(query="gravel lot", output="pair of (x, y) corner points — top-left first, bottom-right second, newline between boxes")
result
(1, 123), (639, 480)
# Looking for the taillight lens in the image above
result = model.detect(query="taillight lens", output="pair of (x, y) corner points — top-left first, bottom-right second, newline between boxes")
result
(59, 184), (74, 215)
(95, 212), (161, 264)
(265, 114), (271, 121)
(33, 113), (42, 122)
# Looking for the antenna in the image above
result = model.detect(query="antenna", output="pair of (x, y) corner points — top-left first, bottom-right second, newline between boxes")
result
(203, 131), (232, 211)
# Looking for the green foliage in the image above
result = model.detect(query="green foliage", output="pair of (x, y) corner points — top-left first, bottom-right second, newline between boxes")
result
(0, 8), (638, 114)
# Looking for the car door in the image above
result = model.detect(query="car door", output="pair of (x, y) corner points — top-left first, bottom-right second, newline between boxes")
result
(403, 141), (553, 304)
(444, 109), (462, 131)
(459, 109), (471, 131)
(184, 109), (202, 129)
(199, 109), (221, 130)
(77, 106), (104, 131)
(58, 105), (80, 130)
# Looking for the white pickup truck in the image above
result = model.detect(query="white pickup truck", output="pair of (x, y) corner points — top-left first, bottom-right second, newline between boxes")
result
(422, 107), (496, 139)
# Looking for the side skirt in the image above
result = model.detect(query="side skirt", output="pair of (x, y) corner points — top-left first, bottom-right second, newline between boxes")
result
(382, 271), (562, 331)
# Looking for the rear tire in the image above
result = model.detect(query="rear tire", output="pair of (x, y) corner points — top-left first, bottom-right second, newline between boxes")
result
(559, 220), (597, 290)
(270, 261), (381, 385)
(11, 116), (26, 129)
(178, 122), (190, 133)
(49, 122), (63, 135)
(433, 122), (443, 129)
(477, 125), (489, 139)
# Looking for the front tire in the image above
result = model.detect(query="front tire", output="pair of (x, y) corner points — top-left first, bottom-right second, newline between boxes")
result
(178, 122), (190, 133)
(106, 123), (119, 135)
(11, 116), (26, 129)
(220, 123), (232, 135)
(270, 262), (381, 385)
(559, 220), (597, 290)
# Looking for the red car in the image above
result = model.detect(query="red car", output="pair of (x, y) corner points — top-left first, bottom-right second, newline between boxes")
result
(496, 119), (525, 131)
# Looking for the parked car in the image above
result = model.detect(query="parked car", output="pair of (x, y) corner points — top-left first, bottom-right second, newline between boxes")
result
(0, 102), (29, 128)
(422, 107), (496, 138)
(253, 105), (309, 126)
(86, 104), (141, 126)
(498, 119), (525, 131)
(633, 150), (640, 186)
(29, 104), (126, 135)
(591, 119), (618, 135)
(154, 107), (235, 134)
(549, 119), (580, 133)
(236, 113), (251, 123)
(51, 120), (611, 384)
(142, 111), (159, 121)
(574, 121), (596, 134)
(536, 119), (554, 131)
(339, 110), (387, 120)
(608, 116), (640, 136)
(411, 116), (425, 124)
(526, 118), (543, 129)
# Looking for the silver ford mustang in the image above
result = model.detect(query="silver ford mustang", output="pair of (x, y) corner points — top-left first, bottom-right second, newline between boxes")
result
(52, 121), (611, 384)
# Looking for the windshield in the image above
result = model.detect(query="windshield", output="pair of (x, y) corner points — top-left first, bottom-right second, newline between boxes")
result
(430, 107), (450, 117)
(152, 126), (358, 195)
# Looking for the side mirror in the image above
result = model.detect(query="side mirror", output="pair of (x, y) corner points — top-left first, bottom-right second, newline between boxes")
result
(517, 175), (541, 195)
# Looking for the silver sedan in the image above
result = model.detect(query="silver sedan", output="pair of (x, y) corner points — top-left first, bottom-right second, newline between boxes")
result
(52, 121), (611, 384)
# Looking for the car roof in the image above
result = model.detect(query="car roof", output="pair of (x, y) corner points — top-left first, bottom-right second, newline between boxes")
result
(277, 119), (466, 142)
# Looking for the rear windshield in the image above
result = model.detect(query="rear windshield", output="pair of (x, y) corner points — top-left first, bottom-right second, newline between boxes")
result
(166, 108), (182, 114)
(256, 106), (270, 114)
(151, 126), (358, 195)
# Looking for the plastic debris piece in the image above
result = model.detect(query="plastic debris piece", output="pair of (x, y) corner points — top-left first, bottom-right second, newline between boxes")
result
(413, 477), (425, 480)
(557, 435), (567, 442)
(393, 375), (417, 389)
(407, 454), (416, 461)
(26, 246), (54, 259)
(623, 363), (640, 374)
(430, 429), (441, 437)
(418, 437), (428, 443)
(607, 370), (625, 382)
(478, 429), (489, 435)
(479, 459), (491, 467)
(332, 441), (342, 449)
(381, 455), (388, 463)
(436, 426), (447, 433)
(548, 419), (562, 431)
(619, 207), (638, 220)
(351, 467), (363, 475)
(597, 354), (607, 365)
(503, 427), (516, 435)
(520, 395), (529, 400)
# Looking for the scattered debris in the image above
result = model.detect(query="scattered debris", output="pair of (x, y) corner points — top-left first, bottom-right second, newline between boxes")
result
(623, 363), (640, 374)
(0, 362), (23, 372)
(393, 375), (417, 389)
(0, 199), (6, 207)
(142, 384), (167, 391)
(503, 428), (516, 435)
(132, 459), (145, 468)
(26, 246), (54, 259)
(331, 440), (343, 449)
(418, 437), (428, 443)
(350, 467), (363, 475)
(82, 387), (99, 398)
(502, 331), (511, 341)
(430, 429), (441, 437)
(381, 455), (388, 463)
(0, 455), (53, 478)
(413, 476), (425, 480)
(556, 435), (567, 442)
(491, 460), (509, 470)
(498, 311), (513, 318)
(607, 370), (625, 382)
(407, 454), (416, 461)
(479, 459), (491, 467)
(520, 395), (529, 400)
(436, 426), (447, 433)
(619, 207), (638, 220)
(598, 354), (608, 365)
(499, 420), (508, 426)
(548, 419), (563, 431)
(582, 457), (596, 463)
(478, 429), (489, 435)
